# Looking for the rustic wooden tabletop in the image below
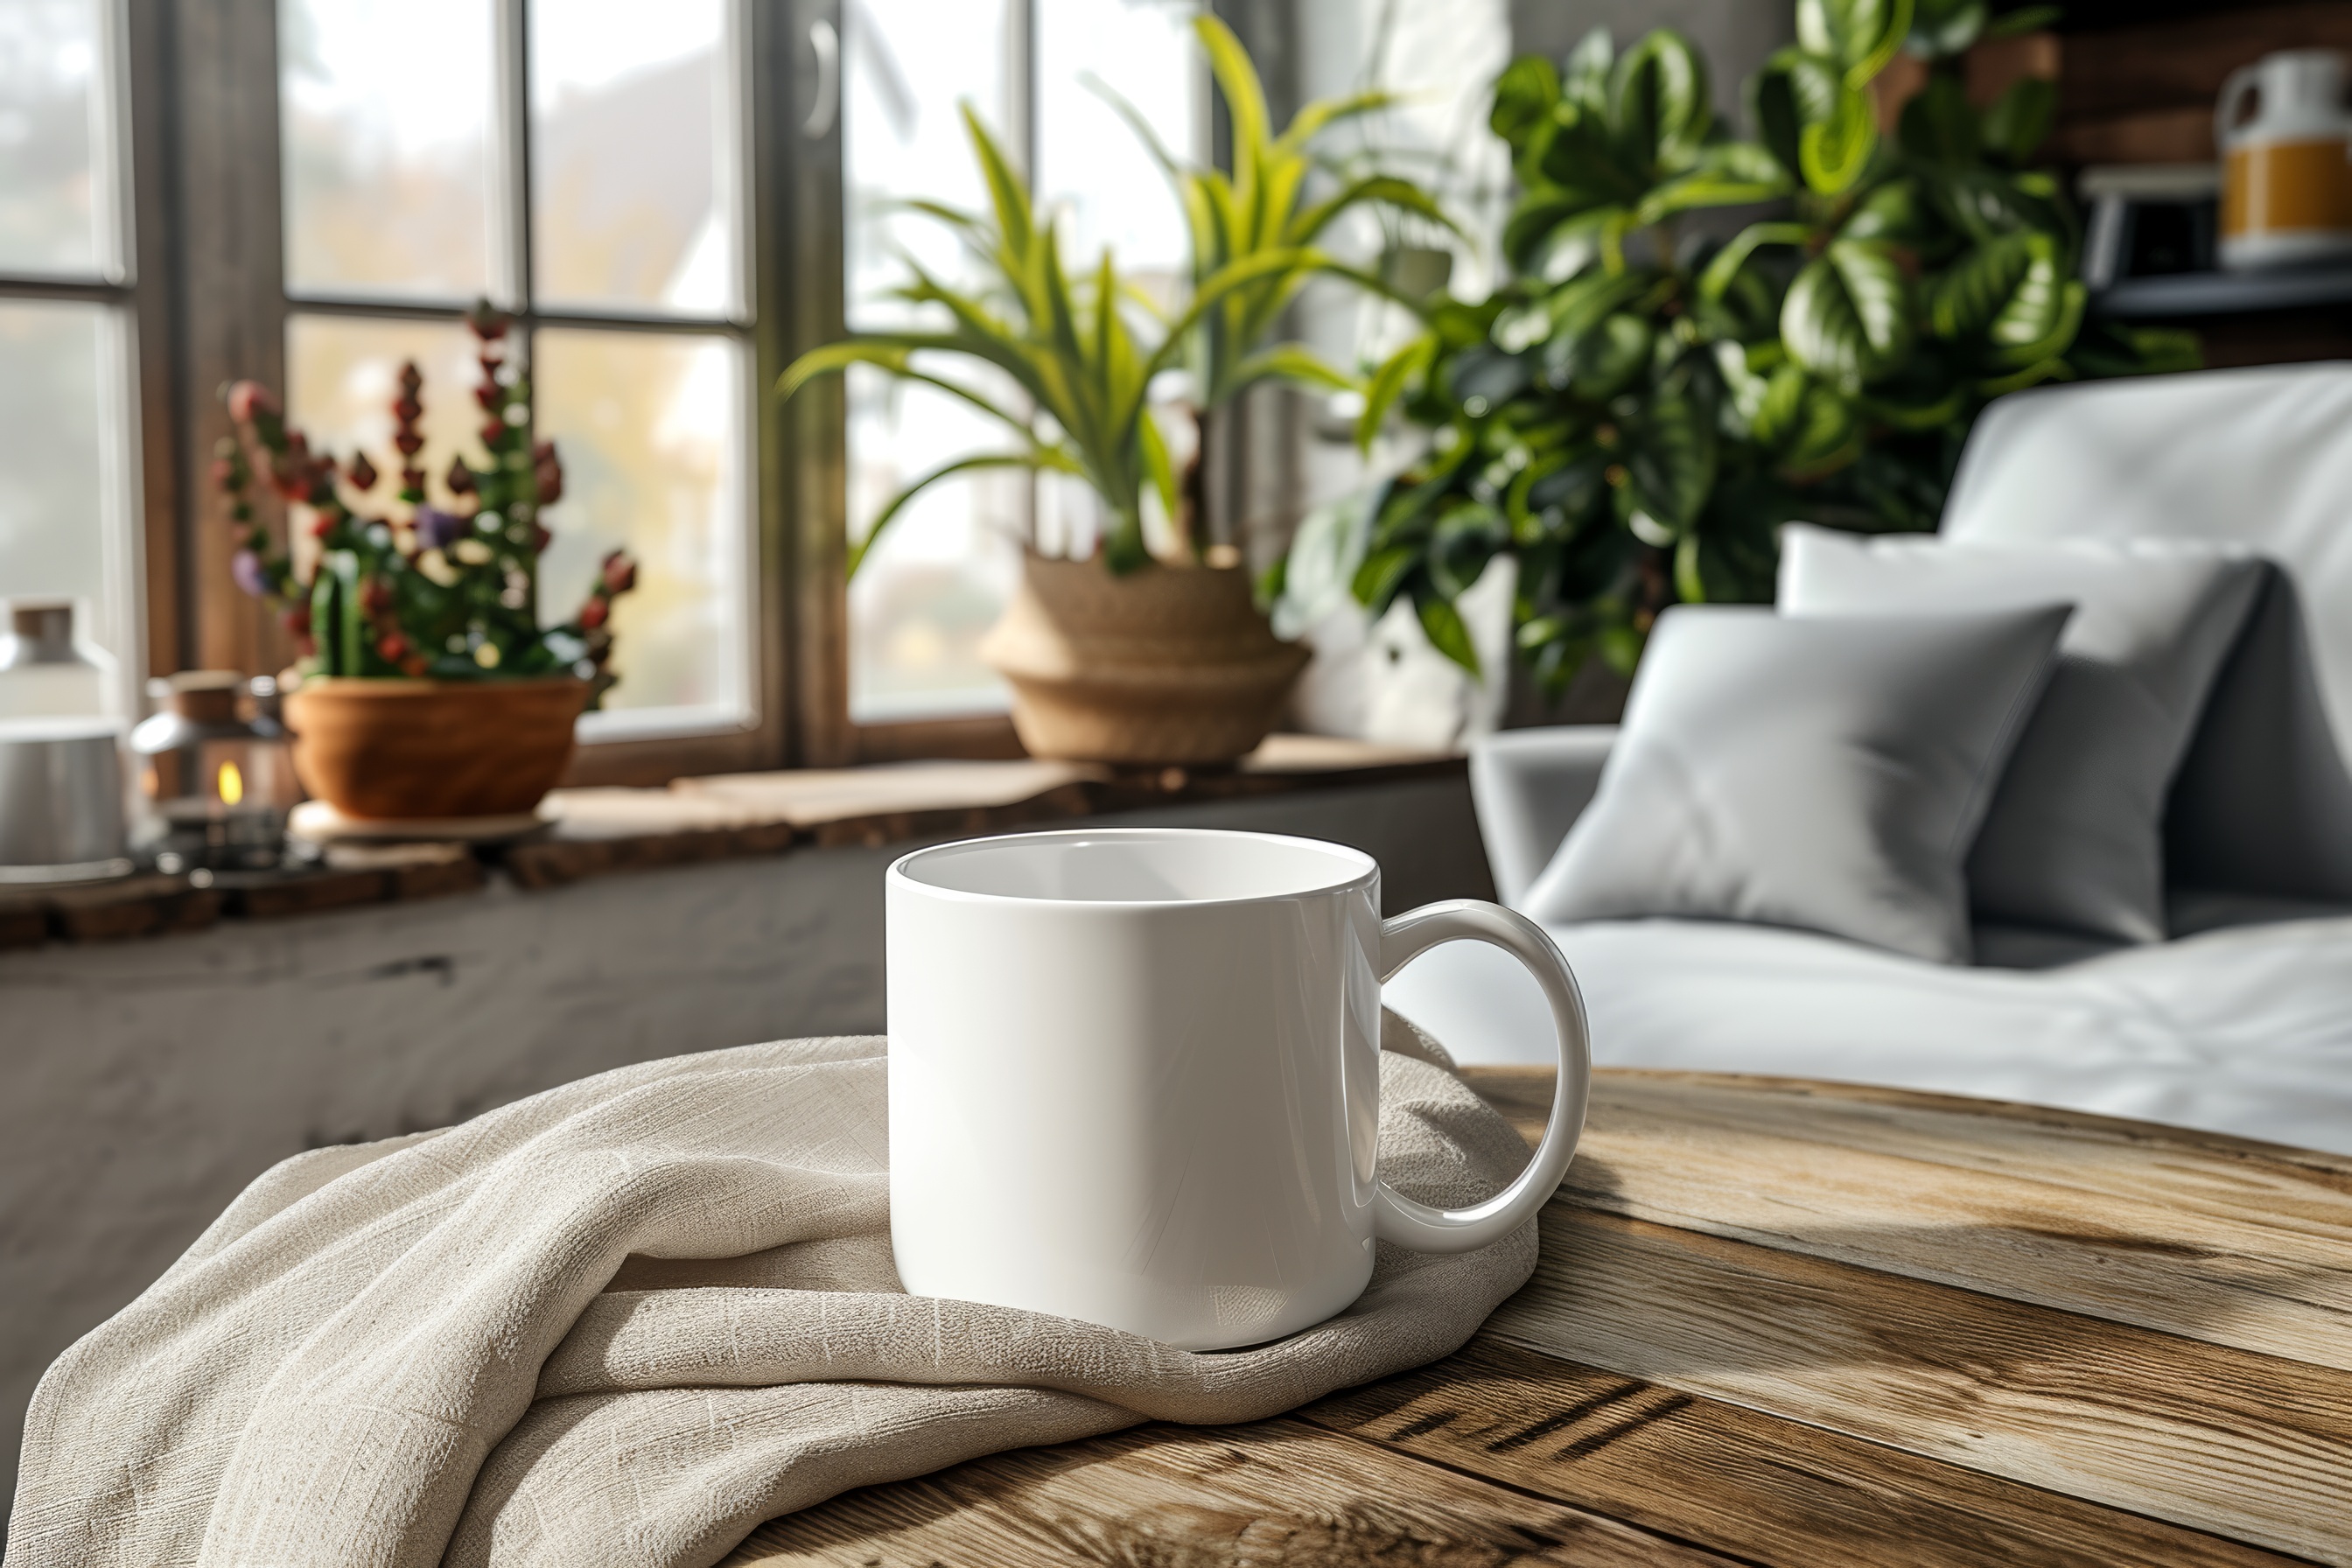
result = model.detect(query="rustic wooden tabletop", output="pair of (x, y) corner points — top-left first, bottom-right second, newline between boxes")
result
(729, 1068), (2352, 1567)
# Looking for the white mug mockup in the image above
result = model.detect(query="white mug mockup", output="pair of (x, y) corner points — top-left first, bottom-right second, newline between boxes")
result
(886, 827), (1591, 1350)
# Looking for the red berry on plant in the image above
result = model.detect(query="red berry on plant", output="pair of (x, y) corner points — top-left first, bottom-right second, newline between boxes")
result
(283, 604), (311, 637)
(600, 551), (637, 595)
(393, 430), (424, 457)
(226, 381), (277, 424)
(444, 456), (477, 494)
(346, 452), (379, 491)
(578, 598), (609, 631)
(396, 360), (423, 394)
(376, 632), (410, 662)
(480, 418), (507, 444)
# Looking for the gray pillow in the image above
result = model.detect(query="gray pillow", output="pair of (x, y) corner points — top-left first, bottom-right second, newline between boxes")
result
(1779, 525), (2265, 943)
(1524, 603), (2069, 964)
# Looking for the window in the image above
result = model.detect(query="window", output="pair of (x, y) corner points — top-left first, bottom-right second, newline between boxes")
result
(0, 0), (142, 723)
(274, 0), (755, 742)
(1, 0), (1304, 774)
(837, 0), (1201, 726)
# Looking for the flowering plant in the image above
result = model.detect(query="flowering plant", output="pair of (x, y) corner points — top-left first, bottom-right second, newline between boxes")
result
(213, 302), (638, 704)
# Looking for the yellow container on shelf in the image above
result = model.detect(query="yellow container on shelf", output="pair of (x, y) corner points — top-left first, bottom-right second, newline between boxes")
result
(2219, 49), (2352, 270)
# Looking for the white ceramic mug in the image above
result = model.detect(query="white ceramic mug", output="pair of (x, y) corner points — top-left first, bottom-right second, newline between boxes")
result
(886, 827), (1591, 1350)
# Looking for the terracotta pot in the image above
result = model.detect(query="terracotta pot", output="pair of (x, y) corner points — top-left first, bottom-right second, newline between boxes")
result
(979, 554), (1310, 765)
(283, 677), (588, 820)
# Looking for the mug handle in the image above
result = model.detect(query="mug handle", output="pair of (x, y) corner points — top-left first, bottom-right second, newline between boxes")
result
(1372, 900), (1592, 1253)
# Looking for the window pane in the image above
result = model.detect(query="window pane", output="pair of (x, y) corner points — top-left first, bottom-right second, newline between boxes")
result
(0, 299), (123, 712)
(530, 0), (735, 317)
(533, 327), (748, 729)
(279, 0), (497, 301)
(843, 0), (1018, 723)
(0, 0), (112, 276)
(1035, 0), (1198, 287)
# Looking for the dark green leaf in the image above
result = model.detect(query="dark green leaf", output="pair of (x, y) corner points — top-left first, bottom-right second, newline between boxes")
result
(1749, 60), (1805, 178)
(1415, 589), (1481, 676)
(1899, 73), (1979, 166)
(1981, 76), (2056, 164)
(1796, 0), (1914, 80)
(1782, 239), (1915, 388)
(1609, 30), (1713, 172)
(1448, 346), (1532, 414)
(1799, 82), (1879, 195)
(1624, 382), (1718, 530)
(1908, 0), (1988, 59)
(1351, 542), (1418, 614)
(1928, 230), (2064, 349)
(1571, 313), (1656, 399)
(1430, 500), (1508, 597)
(1781, 382), (1862, 472)
(1841, 177), (1937, 245)
(1750, 363), (1813, 447)
(1490, 55), (1561, 150)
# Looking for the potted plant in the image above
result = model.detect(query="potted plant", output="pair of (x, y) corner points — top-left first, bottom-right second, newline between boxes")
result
(1283, 0), (2198, 696)
(781, 17), (1443, 765)
(213, 303), (639, 820)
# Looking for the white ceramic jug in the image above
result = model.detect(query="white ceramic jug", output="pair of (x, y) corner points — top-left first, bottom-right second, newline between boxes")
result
(2217, 49), (2352, 270)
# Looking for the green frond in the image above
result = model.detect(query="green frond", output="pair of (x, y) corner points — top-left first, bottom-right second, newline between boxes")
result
(848, 452), (1044, 578)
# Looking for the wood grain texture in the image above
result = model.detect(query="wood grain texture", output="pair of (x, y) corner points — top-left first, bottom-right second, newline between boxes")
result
(726, 1418), (1743, 1567)
(720, 1072), (2352, 1563)
(1458, 1068), (2352, 1376)
(1304, 1338), (2311, 1568)
(1488, 1205), (2352, 1564)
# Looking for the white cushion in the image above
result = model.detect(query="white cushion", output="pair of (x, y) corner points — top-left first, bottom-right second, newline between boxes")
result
(1523, 603), (2068, 963)
(1382, 909), (2352, 1156)
(1779, 524), (2264, 942)
(1942, 365), (2352, 900)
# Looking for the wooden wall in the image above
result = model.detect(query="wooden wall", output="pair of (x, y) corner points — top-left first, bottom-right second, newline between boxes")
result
(2043, 3), (2352, 368)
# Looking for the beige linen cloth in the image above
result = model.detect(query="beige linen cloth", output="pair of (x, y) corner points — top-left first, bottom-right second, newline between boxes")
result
(5, 1012), (1536, 1568)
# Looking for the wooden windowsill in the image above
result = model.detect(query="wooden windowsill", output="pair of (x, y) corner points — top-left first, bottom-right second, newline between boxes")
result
(0, 736), (1464, 948)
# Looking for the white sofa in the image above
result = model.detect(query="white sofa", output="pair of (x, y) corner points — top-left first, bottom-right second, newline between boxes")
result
(1387, 362), (2352, 1156)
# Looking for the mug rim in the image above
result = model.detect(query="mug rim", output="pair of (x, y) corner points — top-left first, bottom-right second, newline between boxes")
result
(887, 826), (1379, 910)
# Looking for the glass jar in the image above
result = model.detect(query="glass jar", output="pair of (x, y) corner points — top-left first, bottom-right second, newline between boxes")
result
(129, 672), (302, 872)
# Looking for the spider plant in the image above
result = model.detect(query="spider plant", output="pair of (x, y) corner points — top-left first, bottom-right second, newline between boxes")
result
(782, 104), (1328, 576)
(1096, 15), (1457, 538)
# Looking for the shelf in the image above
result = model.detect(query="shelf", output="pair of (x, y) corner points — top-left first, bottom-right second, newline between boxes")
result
(2093, 267), (2352, 319)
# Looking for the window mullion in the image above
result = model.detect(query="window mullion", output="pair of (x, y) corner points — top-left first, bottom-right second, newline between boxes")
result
(490, 0), (535, 312)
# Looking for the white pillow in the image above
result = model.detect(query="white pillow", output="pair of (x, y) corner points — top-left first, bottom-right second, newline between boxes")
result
(1524, 603), (2068, 964)
(1779, 525), (2265, 942)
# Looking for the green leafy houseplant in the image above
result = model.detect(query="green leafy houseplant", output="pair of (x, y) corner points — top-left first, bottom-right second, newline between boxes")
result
(1312, 0), (2196, 690)
(782, 15), (1439, 573)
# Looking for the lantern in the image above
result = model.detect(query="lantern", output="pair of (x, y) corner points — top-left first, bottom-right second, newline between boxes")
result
(129, 672), (301, 872)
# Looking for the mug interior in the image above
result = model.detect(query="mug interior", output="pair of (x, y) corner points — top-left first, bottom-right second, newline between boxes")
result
(895, 829), (1375, 906)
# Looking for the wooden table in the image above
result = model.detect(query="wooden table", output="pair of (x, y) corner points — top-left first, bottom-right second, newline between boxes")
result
(730, 1069), (2352, 1566)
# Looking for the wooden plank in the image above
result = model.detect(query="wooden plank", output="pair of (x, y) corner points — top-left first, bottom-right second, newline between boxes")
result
(42, 874), (222, 941)
(727, 1418), (1744, 1567)
(1458, 1068), (2352, 1377)
(1488, 1206), (2352, 1564)
(1305, 1338), (2312, 1568)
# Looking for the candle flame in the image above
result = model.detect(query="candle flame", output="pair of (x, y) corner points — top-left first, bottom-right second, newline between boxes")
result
(218, 760), (244, 807)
